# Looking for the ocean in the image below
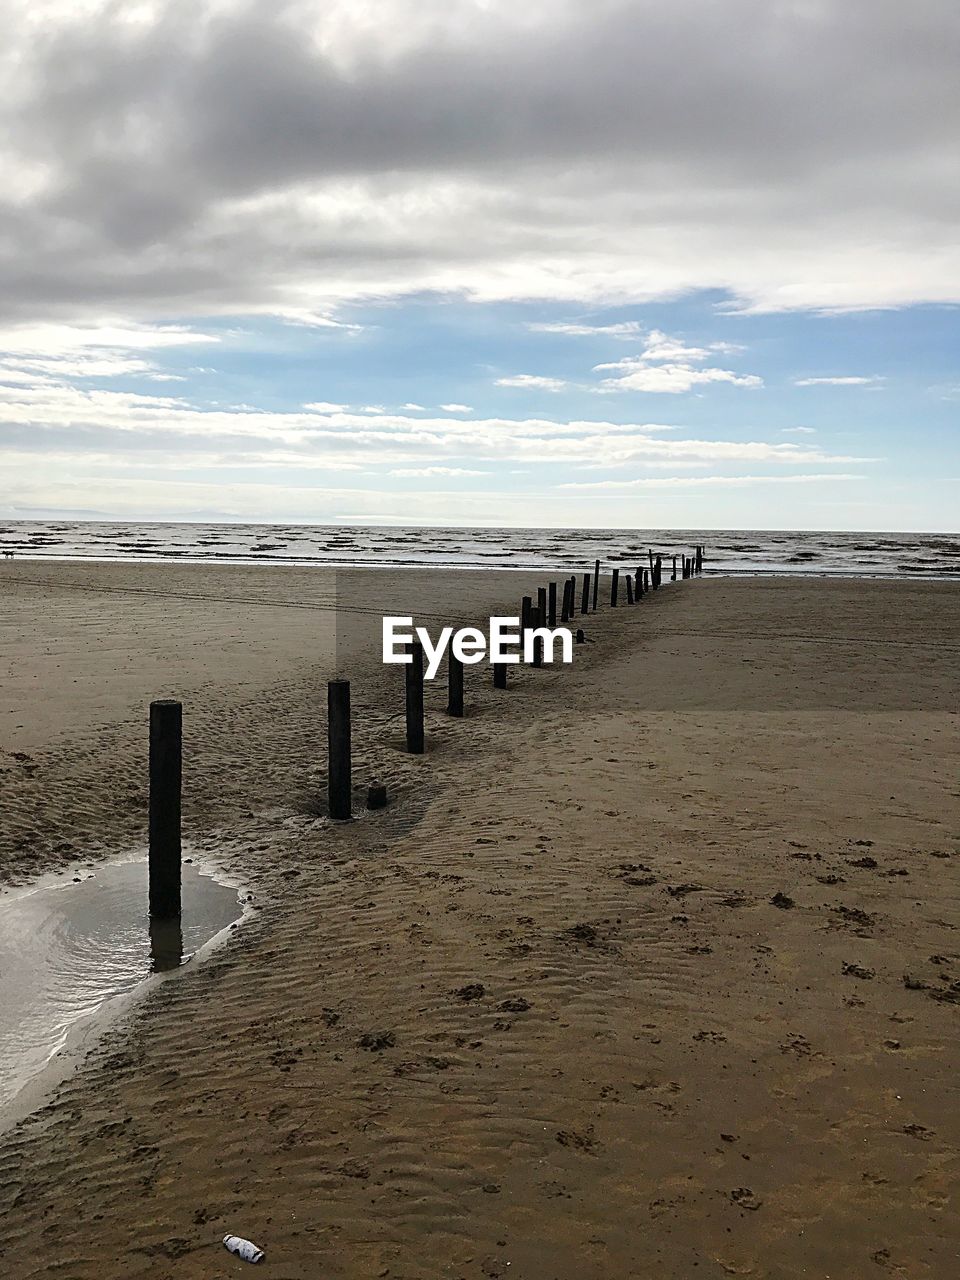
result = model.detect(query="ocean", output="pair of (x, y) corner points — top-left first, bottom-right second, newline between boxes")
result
(0, 521), (957, 578)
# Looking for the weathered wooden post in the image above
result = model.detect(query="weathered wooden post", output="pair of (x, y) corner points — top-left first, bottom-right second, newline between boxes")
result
(327, 679), (351, 820)
(581, 573), (590, 614)
(655, 555), (662, 589)
(548, 581), (557, 627)
(367, 780), (388, 810)
(610, 567), (620, 607)
(537, 586), (547, 635)
(575, 627), (585, 644)
(149, 699), (182, 919)
(696, 545), (703, 574)
(643, 569), (650, 593)
(626, 574), (634, 605)
(671, 555), (677, 582)
(521, 595), (532, 636)
(493, 660), (507, 689)
(405, 642), (425, 754)
(592, 559), (600, 611)
(569, 576), (577, 617)
(648, 549), (655, 578)
(561, 578), (571, 623)
(531, 606), (543, 668)
(636, 566), (645, 598)
(447, 652), (464, 717)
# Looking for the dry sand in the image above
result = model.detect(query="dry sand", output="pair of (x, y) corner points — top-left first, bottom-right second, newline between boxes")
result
(0, 562), (958, 1279)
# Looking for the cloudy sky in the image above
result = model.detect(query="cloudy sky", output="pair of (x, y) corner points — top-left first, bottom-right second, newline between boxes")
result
(1, 0), (957, 530)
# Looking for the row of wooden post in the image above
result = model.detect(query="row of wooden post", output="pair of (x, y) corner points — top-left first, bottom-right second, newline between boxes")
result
(146, 544), (705, 916)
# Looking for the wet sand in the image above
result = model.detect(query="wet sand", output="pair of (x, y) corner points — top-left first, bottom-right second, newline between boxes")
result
(0, 564), (958, 1278)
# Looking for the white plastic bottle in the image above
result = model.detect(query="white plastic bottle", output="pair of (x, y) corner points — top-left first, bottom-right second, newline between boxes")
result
(223, 1234), (265, 1263)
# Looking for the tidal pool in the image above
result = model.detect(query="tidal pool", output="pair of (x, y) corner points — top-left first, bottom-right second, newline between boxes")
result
(0, 858), (243, 1114)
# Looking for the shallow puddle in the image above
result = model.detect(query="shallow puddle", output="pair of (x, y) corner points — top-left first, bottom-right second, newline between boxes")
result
(0, 858), (243, 1113)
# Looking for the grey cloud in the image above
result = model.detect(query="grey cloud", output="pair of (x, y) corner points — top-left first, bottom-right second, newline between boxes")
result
(2, 0), (959, 320)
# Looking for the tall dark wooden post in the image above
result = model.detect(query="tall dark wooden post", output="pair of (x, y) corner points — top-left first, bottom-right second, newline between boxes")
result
(626, 574), (634, 605)
(521, 595), (532, 636)
(561, 578), (571, 623)
(671, 555), (677, 582)
(636, 566), (644, 598)
(530, 606), (543, 668)
(592, 559), (600, 611)
(537, 586), (547, 635)
(405, 642), (425, 754)
(447, 653), (464, 717)
(581, 573), (590, 614)
(696, 545), (703, 574)
(643, 569), (650, 593)
(493, 660), (507, 689)
(610, 567), (620, 607)
(327, 679), (351, 820)
(548, 581), (557, 627)
(149, 699), (182, 919)
(568, 576), (577, 617)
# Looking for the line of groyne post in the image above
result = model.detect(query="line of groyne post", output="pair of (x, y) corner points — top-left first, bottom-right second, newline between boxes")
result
(144, 542), (707, 917)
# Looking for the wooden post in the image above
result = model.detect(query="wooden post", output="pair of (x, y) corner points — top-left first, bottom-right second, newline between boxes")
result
(610, 567), (620, 607)
(405, 642), (425, 754)
(671, 555), (677, 582)
(327, 679), (351, 820)
(521, 595), (532, 636)
(581, 573), (590, 614)
(648, 549), (654, 577)
(548, 581), (557, 627)
(149, 699), (182, 919)
(626, 574), (634, 605)
(569, 576), (577, 617)
(696, 545), (703, 574)
(493, 659), (507, 689)
(367, 780), (388, 810)
(643, 569), (649, 593)
(592, 559), (600, 611)
(636, 566), (644, 598)
(653, 557), (661, 590)
(537, 586), (547, 635)
(531, 606), (543, 668)
(447, 652), (464, 717)
(561, 578), (571, 623)
(575, 627), (585, 644)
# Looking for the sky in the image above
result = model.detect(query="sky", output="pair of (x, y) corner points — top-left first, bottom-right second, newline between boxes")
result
(0, 0), (957, 531)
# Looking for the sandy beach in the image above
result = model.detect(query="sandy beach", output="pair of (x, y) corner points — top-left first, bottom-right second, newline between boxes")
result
(1, 563), (958, 1278)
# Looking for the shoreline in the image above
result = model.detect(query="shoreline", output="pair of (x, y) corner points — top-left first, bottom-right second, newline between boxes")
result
(0, 567), (958, 1277)
(4, 551), (960, 580)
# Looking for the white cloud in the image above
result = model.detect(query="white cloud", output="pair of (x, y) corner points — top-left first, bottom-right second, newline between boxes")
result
(595, 362), (762, 394)
(592, 328), (761, 394)
(0, 322), (218, 385)
(402, 402), (427, 410)
(390, 466), (487, 477)
(303, 401), (349, 412)
(782, 426), (817, 434)
(439, 403), (472, 413)
(528, 321), (644, 339)
(495, 373), (569, 391)
(793, 376), (884, 387)
(560, 473), (866, 490)
(0, 378), (876, 473)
